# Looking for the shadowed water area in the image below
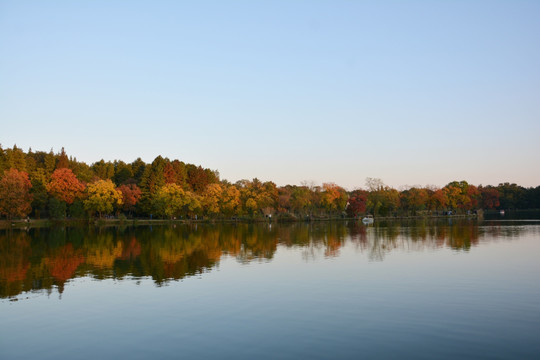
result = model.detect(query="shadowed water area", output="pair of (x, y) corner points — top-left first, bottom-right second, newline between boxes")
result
(1, 219), (539, 359)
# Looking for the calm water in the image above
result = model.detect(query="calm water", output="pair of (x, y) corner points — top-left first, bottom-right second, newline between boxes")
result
(1, 219), (539, 359)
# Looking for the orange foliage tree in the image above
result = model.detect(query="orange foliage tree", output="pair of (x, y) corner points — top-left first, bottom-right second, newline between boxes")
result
(47, 168), (85, 204)
(400, 187), (429, 214)
(429, 189), (447, 211)
(0, 169), (33, 220)
(321, 183), (348, 214)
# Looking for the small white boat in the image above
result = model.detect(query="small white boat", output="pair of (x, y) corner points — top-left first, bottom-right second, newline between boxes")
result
(362, 215), (374, 224)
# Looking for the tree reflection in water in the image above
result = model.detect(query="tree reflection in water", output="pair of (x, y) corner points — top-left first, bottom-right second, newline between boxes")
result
(0, 220), (525, 299)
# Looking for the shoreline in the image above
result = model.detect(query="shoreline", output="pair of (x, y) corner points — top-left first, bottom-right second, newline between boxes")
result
(0, 213), (483, 230)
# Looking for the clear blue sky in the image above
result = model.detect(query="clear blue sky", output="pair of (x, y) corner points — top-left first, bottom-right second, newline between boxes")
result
(1, 0), (539, 189)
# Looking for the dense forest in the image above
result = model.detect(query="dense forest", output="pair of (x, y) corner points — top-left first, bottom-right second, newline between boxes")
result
(0, 145), (539, 221)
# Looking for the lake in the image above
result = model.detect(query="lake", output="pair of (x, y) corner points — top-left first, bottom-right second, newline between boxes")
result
(1, 219), (539, 359)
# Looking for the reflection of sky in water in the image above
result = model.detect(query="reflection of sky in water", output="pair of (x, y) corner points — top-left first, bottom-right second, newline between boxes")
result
(1, 223), (540, 359)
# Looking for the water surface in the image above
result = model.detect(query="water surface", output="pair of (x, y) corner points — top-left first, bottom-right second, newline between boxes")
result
(1, 220), (539, 359)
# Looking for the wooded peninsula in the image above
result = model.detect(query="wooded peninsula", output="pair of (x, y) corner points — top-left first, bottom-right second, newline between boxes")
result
(1, 145), (539, 223)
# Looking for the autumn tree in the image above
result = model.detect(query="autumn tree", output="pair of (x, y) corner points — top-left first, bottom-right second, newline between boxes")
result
(428, 189), (448, 210)
(380, 188), (400, 216)
(400, 187), (429, 215)
(187, 165), (209, 193)
(153, 183), (189, 219)
(220, 184), (241, 217)
(321, 183), (348, 215)
(47, 168), (86, 204)
(0, 169), (33, 220)
(117, 183), (142, 214)
(163, 162), (177, 184)
(184, 190), (202, 217)
(443, 181), (478, 211)
(170, 160), (188, 186)
(479, 186), (500, 209)
(236, 179), (278, 217)
(277, 186), (293, 213)
(201, 183), (223, 217)
(347, 190), (367, 217)
(291, 186), (312, 215)
(259, 181), (278, 217)
(84, 180), (123, 218)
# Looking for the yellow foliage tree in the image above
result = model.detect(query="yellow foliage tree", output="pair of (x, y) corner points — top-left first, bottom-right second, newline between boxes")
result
(184, 190), (201, 217)
(201, 183), (223, 217)
(220, 184), (241, 216)
(84, 179), (123, 218)
(153, 183), (200, 219)
(236, 179), (278, 216)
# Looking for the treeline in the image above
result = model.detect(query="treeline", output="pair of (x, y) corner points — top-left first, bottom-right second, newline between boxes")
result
(0, 145), (539, 220)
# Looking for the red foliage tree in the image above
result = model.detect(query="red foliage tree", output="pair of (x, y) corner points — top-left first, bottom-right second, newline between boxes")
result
(118, 183), (142, 212)
(187, 165), (209, 193)
(0, 169), (33, 220)
(347, 190), (368, 217)
(47, 168), (85, 204)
